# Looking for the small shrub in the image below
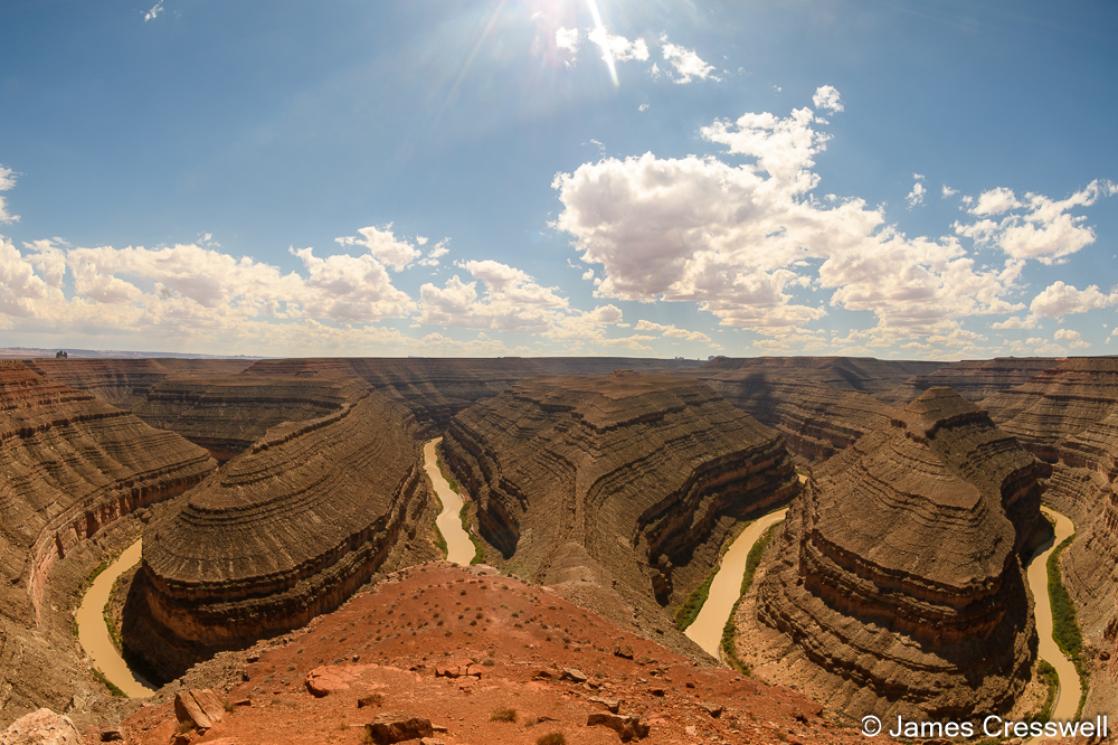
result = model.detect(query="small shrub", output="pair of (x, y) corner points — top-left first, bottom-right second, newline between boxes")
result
(536, 734), (566, 745)
(490, 707), (518, 723)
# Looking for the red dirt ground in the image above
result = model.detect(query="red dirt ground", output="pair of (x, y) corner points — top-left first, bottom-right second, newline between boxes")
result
(111, 563), (883, 745)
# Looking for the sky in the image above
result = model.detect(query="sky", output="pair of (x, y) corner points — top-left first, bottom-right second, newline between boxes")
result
(1, 0), (1116, 360)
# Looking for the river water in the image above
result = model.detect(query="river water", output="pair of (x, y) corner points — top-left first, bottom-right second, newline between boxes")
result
(423, 437), (476, 566)
(75, 539), (156, 698)
(1026, 506), (1081, 722)
(684, 507), (788, 658)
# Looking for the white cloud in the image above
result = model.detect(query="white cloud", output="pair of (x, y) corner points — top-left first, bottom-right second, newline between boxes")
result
(638, 103), (650, 113)
(334, 224), (422, 272)
(956, 180), (1115, 264)
(633, 319), (712, 343)
(941, 184), (958, 198)
(417, 259), (645, 349)
(0, 165), (19, 224)
(143, 0), (164, 22)
(555, 26), (579, 62)
(659, 37), (718, 84)
(1029, 280), (1117, 319)
(969, 186), (1021, 216)
(551, 90), (1026, 350)
(416, 240), (449, 268)
(811, 85), (843, 113)
(1054, 328), (1089, 349)
(906, 173), (926, 209)
(587, 27), (649, 63)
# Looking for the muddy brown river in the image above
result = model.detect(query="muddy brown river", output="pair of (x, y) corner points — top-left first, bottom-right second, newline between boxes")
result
(424, 437), (476, 566)
(75, 539), (156, 698)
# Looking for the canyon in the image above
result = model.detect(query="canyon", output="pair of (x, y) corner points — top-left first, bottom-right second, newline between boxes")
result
(0, 354), (1116, 742)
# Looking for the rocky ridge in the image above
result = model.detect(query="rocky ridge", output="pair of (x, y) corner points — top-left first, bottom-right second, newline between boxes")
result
(739, 388), (1046, 719)
(0, 361), (215, 725)
(123, 389), (433, 682)
(441, 372), (800, 638)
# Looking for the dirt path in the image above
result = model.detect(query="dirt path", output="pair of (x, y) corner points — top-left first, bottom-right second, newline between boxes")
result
(1026, 506), (1080, 723)
(685, 507), (788, 659)
(75, 539), (156, 698)
(423, 437), (476, 566)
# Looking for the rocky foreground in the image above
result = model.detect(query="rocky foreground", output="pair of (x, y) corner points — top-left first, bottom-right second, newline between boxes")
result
(107, 563), (879, 745)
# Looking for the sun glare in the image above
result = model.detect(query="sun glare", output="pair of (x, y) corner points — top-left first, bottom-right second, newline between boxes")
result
(585, 0), (620, 87)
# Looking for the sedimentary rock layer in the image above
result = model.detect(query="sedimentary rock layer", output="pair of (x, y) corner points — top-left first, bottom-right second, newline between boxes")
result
(441, 373), (800, 614)
(894, 357), (1056, 404)
(124, 390), (428, 681)
(26, 358), (250, 410)
(129, 376), (361, 462)
(242, 357), (703, 432)
(751, 388), (1044, 719)
(980, 357), (1118, 453)
(0, 361), (215, 722)
(696, 370), (897, 462)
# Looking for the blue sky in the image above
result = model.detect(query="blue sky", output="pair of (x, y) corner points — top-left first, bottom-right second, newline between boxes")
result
(1, 0), (1116, 358)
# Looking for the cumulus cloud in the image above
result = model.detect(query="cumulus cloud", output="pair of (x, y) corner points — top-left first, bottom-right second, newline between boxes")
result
(955, 180), (1115, 265)
(417, 259), (644, 349)
(994, 280), (1118, 330)
(658, 37), (718, 84)
(633, 319), (712, 343)
(334, 224), (423, 272)
(551, 89), (1033, 351)
(1054, 328), (1089, 349)
(0, 165), (19, 224)
(0, 233), (420, 352)
(555, 26), (579, 62)
(906, 173), (926, 209)
(143, 0), (164, 22)
(811, 85), (843, 113)
(942, 184), (958, 198)
(587, 27), (649, 63)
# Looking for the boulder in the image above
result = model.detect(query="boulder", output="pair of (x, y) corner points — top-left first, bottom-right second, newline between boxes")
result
(364, 713), (435, 744)
(1, 709), (82, 745)
(174, 688), (226, 732)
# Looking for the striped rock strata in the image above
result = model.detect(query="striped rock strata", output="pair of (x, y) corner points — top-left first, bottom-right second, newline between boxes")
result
(123, 390), (428, 682)
(441, 373), (800, 615)
(748, 388), (1046, 719)
(0, 361), (214, 723)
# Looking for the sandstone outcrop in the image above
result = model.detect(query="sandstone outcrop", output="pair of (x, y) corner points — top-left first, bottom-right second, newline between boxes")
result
(0, 708), (81, 745)
(744, 388), (1045, 719)
(441, 373), (800, 620)
(0, 361), (215, 724)
(123, 390), (429, 682)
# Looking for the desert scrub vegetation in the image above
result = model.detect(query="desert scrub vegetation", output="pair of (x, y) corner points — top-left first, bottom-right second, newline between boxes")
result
(1046, 530), (1089, 713)
(490, 707), (518, 722)
(674, 571), (715, 631)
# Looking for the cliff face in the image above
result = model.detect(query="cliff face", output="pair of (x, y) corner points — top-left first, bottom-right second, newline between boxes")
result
(746, 388), (1044, 720)
(242, 357), (704, 433)
(979, 358), (1118, 455)
(129, 377), (361, 462)
(123, 390), (429, 682)
(25, 358), (250, 410)
(441, 373), (800, 619)
(0, 361), (215, 723)
(898, 358), (1057, 404)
